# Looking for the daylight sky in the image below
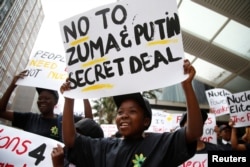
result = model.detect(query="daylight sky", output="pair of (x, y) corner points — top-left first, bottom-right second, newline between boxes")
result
(34, 0), (116, 55)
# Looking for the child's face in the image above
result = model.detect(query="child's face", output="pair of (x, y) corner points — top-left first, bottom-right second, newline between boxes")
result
(220, 128), (231, 141)
(37, 91), (57, 115)
(115, 99), (150, 139)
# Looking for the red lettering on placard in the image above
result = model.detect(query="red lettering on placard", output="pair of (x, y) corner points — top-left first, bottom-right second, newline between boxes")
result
(247, 113), (250, 121)
(0, 162), (14, 167)
(176, 115), (182, 123)
(0, 129), (32, 155)
(210, 106), (229, 115)
(200, 136), (213, 143)
(0, 162), (27, 167)
(231, 115), (245, 123)
(181, 159), (207, 167)
(204, 117), (212, 125)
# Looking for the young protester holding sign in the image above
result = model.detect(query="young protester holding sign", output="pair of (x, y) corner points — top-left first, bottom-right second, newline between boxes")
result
(0, 70), (92, 142)
(61, 59), (203, 166)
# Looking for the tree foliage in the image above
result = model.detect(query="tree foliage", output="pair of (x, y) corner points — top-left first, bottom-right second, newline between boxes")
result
(92, 89), (162, 124)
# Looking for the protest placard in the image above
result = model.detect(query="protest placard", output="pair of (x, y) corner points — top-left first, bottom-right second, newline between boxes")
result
(59, 0), (186, 99)
(16, 50), (67, 91)
(205, 88), (231, 117)
(0, 124), (64, 167)
(146, 109), (170, 133)
(171, 112), (183, 131)
(101, 124), (118, 137)
(180, 154), (207, 167)
(227, 90), (250, 127)
(200, 113), (217, 144)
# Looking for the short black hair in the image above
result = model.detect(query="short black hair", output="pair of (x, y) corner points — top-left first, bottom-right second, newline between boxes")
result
(75, 118), (104, 138)
(180, 110), (208, 127)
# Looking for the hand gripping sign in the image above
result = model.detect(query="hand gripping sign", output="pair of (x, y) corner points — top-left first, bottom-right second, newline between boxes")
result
(16, 50), (67, 91)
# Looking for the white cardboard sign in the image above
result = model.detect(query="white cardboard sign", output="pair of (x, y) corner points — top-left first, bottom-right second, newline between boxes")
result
(16, 50), (67, 91)
(227, 90), (250, 127)
(59, 0), (186, 99)
(205, 88), (231, 117)
(0, 125), (64, 167)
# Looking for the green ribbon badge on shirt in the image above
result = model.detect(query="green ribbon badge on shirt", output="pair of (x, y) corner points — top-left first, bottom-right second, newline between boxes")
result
(50, 126), (59, 136)
(132, 153), (146, 167)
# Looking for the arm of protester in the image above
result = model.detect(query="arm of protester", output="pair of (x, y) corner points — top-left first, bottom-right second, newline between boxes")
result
(84, 99), (93, 119)
(51, 144), (64, 167)
(181, 59), (203, 143)
(229, 120), (246, 151)
(0, 70), (27, 120)
(61, 81), (77, 147)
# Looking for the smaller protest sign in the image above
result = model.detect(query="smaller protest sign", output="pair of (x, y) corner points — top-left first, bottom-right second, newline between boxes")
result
(200, 113), (217, 144)
(146, 109), (171, 133)
(227, 90), (250, 127)
(180, 154), (207, 167)
(16, 50), (67, 91)
(0, 124), (64, 167)
(205, 88), (231, 117)
(101, 124), (118, 137)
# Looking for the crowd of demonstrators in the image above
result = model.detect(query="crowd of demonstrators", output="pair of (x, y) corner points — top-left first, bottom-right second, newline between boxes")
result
(0, 70), (92, 142)
(51, 118), (104, 167)
(228, 120), (250, 151)
(179, 110), (225, 153)
(1, 64), (249, 167)
(61, 59), (203, 166)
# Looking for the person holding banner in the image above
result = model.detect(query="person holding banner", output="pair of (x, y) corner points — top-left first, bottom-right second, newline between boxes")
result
(0, 70), (92, 142)
(61, 59), (204, 166)
(229, 120), (250, 151)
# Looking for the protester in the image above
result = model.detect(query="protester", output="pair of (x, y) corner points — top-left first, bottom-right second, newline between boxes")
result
(229, 120), (250, 151)
(61, 59), (203, 166)
(51, 118), (104, 167)
(180, 110), (225, 153)
(217, 124), (232, 150)
(0, 70), (92, 141)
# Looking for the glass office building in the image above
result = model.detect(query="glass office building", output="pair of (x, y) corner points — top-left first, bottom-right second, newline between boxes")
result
(0, 0), (44, 117)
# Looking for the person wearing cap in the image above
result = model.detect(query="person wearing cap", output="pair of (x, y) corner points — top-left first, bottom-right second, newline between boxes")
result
(217, 124), (232, 150)
(51, 118), (104, 167)
(62, 59), (204, 166)
(179, 110), (225, 153)
(0, 70), (92, 142)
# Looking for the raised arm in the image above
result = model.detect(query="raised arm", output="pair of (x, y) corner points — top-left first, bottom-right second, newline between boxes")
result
(229, 120), (247, 151)
(0, 70), (27, 120)
(182, 59), (203, 143)
(83, 99), (93, 119)
(61, 82), (77, 147)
